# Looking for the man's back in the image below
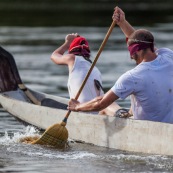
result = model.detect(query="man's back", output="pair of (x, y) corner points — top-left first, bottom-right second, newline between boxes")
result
(68, 56), (103, 103)
(130, 48), (173, 123)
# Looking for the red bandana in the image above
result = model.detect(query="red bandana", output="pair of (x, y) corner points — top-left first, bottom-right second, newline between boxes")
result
(68, 36), (90, 57)
(128, 43), (154, 56)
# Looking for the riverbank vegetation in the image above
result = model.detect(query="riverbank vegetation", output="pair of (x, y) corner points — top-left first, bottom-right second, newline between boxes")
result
(0, 0), (172, 26)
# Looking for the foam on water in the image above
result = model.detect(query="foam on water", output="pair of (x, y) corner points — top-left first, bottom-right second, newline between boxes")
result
(109, 153), (173, 170)
(1, 125), (173, 171)
(0, 126), (40, 145)
(17, 149), (97, 160)
(0, 126), (97, 160)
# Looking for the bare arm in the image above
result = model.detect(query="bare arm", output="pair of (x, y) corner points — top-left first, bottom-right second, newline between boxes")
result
(68, 90), (119, 112)
(112, 6), (135, 38)
(51, 33), (78, 65)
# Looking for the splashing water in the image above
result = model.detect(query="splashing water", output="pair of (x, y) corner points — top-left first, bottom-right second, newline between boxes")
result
(0, 126), (40, 145)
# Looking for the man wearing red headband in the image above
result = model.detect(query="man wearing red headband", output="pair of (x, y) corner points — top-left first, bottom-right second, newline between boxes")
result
(68, 7), (173, 123)
(51, 34), (104, 108)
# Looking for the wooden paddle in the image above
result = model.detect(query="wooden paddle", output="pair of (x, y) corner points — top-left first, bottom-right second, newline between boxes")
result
(17, 84), (41, 105)
(31, 21), (116, 148)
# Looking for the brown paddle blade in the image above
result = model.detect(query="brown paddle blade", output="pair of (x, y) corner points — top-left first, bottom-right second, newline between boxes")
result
(31, 122), (68, 149)
(19, 136), (40, 144)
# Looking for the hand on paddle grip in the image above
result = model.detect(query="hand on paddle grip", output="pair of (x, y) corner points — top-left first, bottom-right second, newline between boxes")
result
(112, 6), (125, 25)
(68, 99), (80, 111)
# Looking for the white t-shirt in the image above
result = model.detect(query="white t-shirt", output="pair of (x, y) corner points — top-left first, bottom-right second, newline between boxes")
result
(68, 56), (104, 103)
(111, 48), (173, 123)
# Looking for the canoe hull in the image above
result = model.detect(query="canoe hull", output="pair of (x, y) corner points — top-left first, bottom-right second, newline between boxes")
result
(0, 89), (173, 156)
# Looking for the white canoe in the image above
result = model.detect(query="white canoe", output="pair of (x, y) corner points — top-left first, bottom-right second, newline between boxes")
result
(0, 88), (173, 156)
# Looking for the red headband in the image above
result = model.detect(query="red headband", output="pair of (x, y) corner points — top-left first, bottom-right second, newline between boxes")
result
(128, 42), (154, 56)
(68, 36), (90, 57)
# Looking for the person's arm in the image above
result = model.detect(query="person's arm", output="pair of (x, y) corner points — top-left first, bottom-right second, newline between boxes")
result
(51, 33), (78, 65)
(112, 6), (135, 38)
(68, 90), (119, 112)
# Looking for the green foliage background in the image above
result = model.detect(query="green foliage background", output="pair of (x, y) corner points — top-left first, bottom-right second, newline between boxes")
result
(0, 0), (173, 26)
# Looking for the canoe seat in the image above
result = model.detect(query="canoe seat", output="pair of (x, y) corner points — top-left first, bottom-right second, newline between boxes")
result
(41, 98), (67, 110)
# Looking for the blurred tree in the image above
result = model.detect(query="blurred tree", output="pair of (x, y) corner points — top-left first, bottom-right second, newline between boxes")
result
(0, 0), (172, 26)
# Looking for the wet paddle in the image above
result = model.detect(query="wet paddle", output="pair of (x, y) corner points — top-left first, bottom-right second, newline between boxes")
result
(31, 21), (116, 148)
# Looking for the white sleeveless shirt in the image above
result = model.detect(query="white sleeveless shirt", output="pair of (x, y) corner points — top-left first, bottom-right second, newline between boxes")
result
(67, 56), (104, 103)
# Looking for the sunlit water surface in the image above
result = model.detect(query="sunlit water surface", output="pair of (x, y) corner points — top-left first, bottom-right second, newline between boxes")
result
(0, 24), (173, 172)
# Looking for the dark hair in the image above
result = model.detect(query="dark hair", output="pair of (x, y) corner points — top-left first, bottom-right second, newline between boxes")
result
(128, 29), (154, 52)
(129, 29), (154, 43)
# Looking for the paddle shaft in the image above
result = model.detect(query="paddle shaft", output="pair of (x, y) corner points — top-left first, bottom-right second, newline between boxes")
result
(18, 84), (41, 105)
(63, 21), (116, 123)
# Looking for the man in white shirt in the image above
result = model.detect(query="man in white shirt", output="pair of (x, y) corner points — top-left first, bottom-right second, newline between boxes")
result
(68, 7), (173, 123)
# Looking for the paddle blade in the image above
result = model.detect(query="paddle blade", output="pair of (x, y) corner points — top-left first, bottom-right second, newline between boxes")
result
(31, 123), (68, 149)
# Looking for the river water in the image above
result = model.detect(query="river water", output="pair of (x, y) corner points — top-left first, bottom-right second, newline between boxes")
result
(0, 24), (173, 172)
